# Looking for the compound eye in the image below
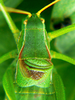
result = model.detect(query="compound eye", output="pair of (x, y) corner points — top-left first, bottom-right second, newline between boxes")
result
(24, 19), (28, 25)
(41, 18), (45, 23)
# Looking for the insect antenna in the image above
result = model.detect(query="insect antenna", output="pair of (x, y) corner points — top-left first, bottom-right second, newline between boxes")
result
(36, 0), (60, 17)
(1, 7), (32, 17)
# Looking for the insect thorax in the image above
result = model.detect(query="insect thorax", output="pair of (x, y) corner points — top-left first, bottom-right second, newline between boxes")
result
(19, 14), (51, 60)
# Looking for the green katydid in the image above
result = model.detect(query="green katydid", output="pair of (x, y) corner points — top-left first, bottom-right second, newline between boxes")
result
(0, 0), (75, 100)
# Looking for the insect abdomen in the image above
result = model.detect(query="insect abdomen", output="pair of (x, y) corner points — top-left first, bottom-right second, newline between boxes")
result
(14, 84), (56, 100)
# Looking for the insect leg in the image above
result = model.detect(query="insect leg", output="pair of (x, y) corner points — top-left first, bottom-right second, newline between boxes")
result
(48, 24), (75, 41)
(0, 50), (17, 64)
(51, 50), (75, 65)
(0, 0), (20, 43)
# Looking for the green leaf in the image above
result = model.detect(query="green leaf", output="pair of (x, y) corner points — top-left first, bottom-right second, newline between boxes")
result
(51, 0), (75, 19)
(55, 12), (75, 58)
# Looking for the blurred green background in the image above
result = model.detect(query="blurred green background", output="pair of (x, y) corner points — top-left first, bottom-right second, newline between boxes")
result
(0, 0), (75, 100)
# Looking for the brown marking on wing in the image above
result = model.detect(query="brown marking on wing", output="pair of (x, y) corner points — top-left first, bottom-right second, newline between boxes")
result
(30, 70), (44, 80)
(19, 60), (44, 80)
(19, 45), (25, 59)
(46, 45), (51, 60)
(19, 60), (31, 77)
